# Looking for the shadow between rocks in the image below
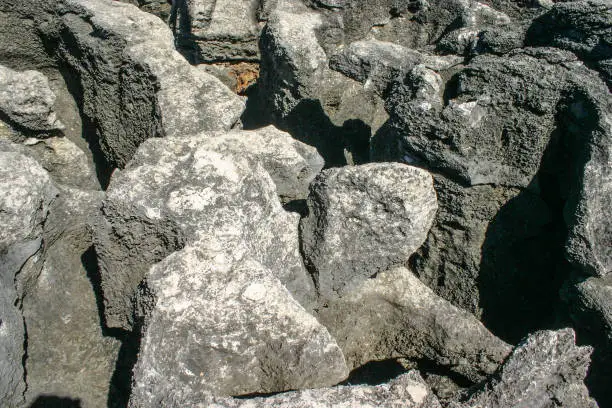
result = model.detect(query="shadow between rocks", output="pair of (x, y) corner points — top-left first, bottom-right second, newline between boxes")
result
(342, 359), (408, 386)
(29, 396), (82, 408)
(81, 246), (142, 408)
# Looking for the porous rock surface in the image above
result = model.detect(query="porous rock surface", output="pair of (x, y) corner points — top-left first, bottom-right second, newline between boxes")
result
(451, 329), (598, 408)
(317, 267), (512, 383)
(300, 163), (437, 298)
(0, 64), (64, 133)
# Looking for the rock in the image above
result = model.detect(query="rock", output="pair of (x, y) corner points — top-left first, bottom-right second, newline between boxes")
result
(132, 126), (324, 203)
(0, 143), (57, 408)
(452, 329), (598, 408)
(43, 0), (245, 169)
(526, 0), (612, 88)
(95, 134), (316, 330)
(171, 0), (263, 63)
(317, 267), (512, 383)
(131, 370), (441, 408)
(130, 246), (348, 404)
(0, 64), (64, 133)
(21, 186), (121, 407)
(120, 0), (172, 20)
(378, 47), (612, 339)
(300, 163), (437, 299)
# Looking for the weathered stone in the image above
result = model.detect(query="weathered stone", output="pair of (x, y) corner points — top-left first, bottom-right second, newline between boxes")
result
(527, 0), (612, 88)
(172, 0), (263, 63)
(131, 370), (441, 408)
(300, 163), (437, 299)
(43, 0), (245, 169)
(0, 144), (57, 408)
(132, 126), (324, 203)
(130, 245), (348, 403)
(451, 329), (598, 408)
(0, 64), (64, 133)
(22, 187), (120, 408)
(95, 134), (316, 330)
(318, 267), (512, 383)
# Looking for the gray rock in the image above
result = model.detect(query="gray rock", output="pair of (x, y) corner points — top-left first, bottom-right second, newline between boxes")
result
(172, 0), (263, 63)
(131, 370), (441, 408)
(95, 133), (316, 330)
(132, 126), (324, 203)
(526, 0), (612, 87)
(130, 245), (348, 404)
(317, 267), (512, 383)
(22, 187), (121, 408)
(300, 163), (437, 299)
(0, 144), (57, 408)
(452, 329), (598, 408)
(120, 0), (172, 20)
(44, 0), (245, 168)
(0, 64), (64, 132)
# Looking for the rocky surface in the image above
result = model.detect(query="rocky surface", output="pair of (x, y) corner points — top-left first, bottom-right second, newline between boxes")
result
(0, 0), (609, 407)
(317, 267), (512, 382)
(300, 163), (437, 299)
(451, 329), (598, 408)
(0, 64), (64, 133)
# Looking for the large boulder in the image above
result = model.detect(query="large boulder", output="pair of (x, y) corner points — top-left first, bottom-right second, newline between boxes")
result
(451, 329), (598, 408)
(300, 163), (437, 299)
(41, 0), (245, 169)
(130, 246), (348, 404)
(317, 267), (512, 383)
(95, 129), (319, 331)
(0, 64), (64, 133)
(131, 370), (441, 408)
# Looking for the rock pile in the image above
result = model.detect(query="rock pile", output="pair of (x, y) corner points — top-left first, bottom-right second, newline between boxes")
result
(0, 0), (609, 407)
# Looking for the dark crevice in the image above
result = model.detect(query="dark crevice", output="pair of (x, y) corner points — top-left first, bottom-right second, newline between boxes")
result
(29, 396), (82, 408)
(81, 246), (142, 408)
(282, 199), (308, 218)
(342, 359), (408, 386)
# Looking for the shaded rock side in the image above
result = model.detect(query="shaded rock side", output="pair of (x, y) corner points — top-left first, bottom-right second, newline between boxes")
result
(0, 143), (58, 408)
(43, 0), (245, 169)
(130, 246), (348, 404)
(132, 370), (440, 408)
(317, 267), (512, 383)
(0, 64), (64, 133)
(21, 187), (121, 408)
(300, 162), (437, 299)
(95, 132), (317, 330)
(451, 329), (598, 408)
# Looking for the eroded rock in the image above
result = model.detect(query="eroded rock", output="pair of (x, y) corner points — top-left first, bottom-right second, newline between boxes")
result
(300, 163), (437, 299)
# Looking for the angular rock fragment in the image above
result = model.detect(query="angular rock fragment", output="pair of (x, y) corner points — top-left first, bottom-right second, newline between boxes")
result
(130, 246), (348, 404)
(133, 126), (324, 203)
(131, 370), (440, 408)
(46, 0), (245, 168)
(0, 143), (57, 408)
(22, 187), (120, 407)
(300, 163), (437, 298)
(318, 267), (512, 383)
(565, 275), (612, 348)
(0, 64), (64, 132)
(96, 133), (316, 330)
(451, 329), (598, 408)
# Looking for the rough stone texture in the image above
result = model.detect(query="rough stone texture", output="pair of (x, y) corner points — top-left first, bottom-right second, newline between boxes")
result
(121, 0), (172, 20)
(318, 267), (512, 383)
(378, 47), (612, 340)
(22, 187), (120, 408)
(95, 134), (316, 331)
(451, 329), (598, 408)
(172, 0), (264, 63)
(131, 370), (441, 408)
(133, 126), (324, 203)
(130, 246), (348, 404)
(43, 0), (245, 169)
(0, 64), (64, 133)
(300, 163), (437, 299)
(0, 143), (57, 408)
(527, 0), (612, 88)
